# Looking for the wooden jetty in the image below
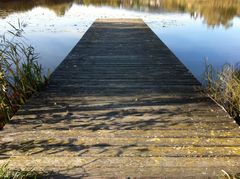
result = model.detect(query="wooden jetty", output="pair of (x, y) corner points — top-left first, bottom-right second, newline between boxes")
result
(0, 19), (240, 178)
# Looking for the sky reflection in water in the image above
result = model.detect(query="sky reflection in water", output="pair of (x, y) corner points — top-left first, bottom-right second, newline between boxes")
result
(0, 1), (240, 80)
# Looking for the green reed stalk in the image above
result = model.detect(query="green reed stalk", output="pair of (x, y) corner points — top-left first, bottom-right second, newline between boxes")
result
(204, 63), (240, 122)
(0, 22), (49, 126)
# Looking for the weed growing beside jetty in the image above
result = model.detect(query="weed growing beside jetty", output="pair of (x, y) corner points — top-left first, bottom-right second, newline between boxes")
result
(0, 163), (39, 179)
(0, 22), (49, 127)
(204, 63), (240, 122)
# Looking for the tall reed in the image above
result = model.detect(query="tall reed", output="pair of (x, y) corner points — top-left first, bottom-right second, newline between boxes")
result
(204, 63), (240, 122)
(0, 21), (49, 126)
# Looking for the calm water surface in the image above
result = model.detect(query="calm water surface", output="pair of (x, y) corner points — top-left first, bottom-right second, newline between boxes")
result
(0, 0), (240, 80)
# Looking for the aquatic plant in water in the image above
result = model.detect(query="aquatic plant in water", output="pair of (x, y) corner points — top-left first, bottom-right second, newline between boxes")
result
(0, 21), (49, 128)
(204, 63), (240, 122)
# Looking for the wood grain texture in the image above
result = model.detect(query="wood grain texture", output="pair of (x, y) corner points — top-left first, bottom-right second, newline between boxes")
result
(0, 18), (239, 178)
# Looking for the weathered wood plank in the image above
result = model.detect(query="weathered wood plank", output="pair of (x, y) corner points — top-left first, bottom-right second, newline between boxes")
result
(0, 157), (240, 178)
(2, 129), (240, 139)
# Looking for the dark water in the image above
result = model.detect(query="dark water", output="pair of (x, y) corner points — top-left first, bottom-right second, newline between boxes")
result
(0, 0), (240, 80)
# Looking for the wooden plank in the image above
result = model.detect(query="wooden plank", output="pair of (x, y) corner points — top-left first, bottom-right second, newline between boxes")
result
(0, 157), (240, 178)
(0, 18), (239, 178)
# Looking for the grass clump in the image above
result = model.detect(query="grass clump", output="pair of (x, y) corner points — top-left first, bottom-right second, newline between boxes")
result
(204, 63), (240, 122)
(220, 169), (240, 179)
(0, 21), (49, 127)
(0, 163), (39, 179)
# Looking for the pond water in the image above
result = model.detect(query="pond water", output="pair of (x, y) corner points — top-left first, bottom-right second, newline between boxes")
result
(0, 0), (240, 81)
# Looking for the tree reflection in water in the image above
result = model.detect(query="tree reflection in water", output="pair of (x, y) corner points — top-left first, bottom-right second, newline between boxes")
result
(0, 0), (240, 27)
